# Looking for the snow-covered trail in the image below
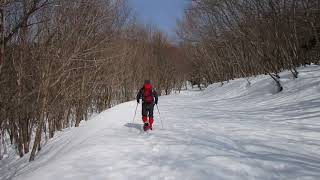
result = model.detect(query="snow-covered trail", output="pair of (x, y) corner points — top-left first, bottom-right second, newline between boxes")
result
(2, 65), (320, 180)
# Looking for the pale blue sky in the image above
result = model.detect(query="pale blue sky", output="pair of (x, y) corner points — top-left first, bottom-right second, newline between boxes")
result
(128, 0), (191, 39)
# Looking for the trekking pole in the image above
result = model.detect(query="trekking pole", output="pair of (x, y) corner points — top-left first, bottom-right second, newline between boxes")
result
(156, 104), (164, 129)
(132, 103), (138, 123)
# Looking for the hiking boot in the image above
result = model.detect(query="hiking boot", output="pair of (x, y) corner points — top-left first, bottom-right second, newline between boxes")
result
(143, 123), (149, 131)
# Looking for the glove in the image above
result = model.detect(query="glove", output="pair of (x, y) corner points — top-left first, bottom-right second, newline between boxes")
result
(137, 99), (140, 104)
(155, 101), (158, 105)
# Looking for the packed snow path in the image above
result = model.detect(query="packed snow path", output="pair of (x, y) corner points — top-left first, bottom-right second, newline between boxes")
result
(2, 66), (320, 180)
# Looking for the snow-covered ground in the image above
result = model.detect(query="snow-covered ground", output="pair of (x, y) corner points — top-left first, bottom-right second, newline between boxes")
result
(1, 65), (320, 180)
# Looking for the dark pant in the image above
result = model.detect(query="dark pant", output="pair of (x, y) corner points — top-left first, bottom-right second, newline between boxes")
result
(142, 102), (154, 118)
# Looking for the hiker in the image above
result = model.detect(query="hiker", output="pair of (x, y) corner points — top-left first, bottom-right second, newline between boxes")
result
(136, 80), (158, 131)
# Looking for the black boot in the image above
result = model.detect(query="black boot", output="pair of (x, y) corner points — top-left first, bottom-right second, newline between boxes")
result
(143, 123), (149, 131)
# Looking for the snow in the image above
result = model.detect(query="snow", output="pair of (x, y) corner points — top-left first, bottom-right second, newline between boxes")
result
(1, 65), (320, 180)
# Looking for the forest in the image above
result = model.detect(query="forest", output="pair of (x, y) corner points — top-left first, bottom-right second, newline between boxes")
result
(178, 0), (320, 89)
(0, 0), (189, 161)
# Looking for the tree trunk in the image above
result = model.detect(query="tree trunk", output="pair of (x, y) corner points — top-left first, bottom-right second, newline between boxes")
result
(29, 101), (46, 161)
(3, 131), (6, 154)
(63, 108), (71, 128)
(0, 131), (2, 160)
(9, 124), (13, 145)
(13, 126), (23, 157)
(0, 8), (4, 75)
(29, 118), (43, 161)
(290, 67), (299, 78)
(269, 73), (283, 92)
(23, 119), (30, 154)
(75, 104), (83, 127)
(29, 78), (49, 161)
(49, 117), (54, 138)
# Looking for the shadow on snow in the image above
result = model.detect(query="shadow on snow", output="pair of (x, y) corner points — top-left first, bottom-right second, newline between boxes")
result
(124, 123), (142, 131)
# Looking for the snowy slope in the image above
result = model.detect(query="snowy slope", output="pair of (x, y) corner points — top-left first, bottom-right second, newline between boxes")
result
(1, 65), (320, 180)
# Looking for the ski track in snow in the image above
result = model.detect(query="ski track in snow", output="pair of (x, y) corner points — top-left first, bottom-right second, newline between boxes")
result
(1, 65), (320, 180)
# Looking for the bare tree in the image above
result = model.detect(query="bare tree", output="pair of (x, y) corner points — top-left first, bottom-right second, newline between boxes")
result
(178, 0), (320, 91)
